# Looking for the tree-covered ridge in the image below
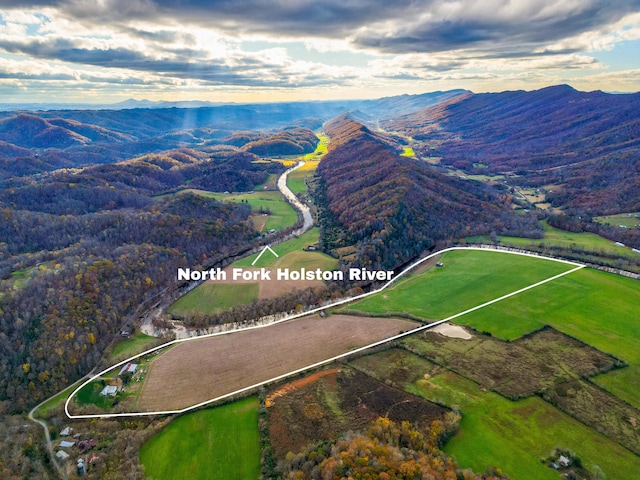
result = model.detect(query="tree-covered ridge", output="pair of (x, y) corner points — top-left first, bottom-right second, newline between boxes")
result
(315, 115), (540, 270)
(0, 145), (286, 412)
(280, 417), (510, 480)
(388, 85), (640, 215)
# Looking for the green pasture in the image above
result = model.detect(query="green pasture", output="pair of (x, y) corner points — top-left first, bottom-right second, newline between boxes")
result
(233, 227), (325, 268)
(169, 283), (259, 317)
(206, 191), (297, 231)
(140, 397), (260, 480)
(467, 220), (635, 258)
(347, 249), (573, 320)
(457, 266), (640, 407)
(411, 370), (640, 480)
(400, 146), (415, 157)
(287, 133), (329, 194)
(112, 332), (158, 359)
(594, 212), (640, 228)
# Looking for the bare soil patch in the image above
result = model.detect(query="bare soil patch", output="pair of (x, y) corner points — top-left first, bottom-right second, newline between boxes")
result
(432, 322), (473, 339)
(136, 315), (418, 412)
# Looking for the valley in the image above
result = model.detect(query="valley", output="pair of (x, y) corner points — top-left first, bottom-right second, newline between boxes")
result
(0, 86), (637, 480)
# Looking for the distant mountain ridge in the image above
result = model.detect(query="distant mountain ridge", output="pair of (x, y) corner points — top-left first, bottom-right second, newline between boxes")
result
(387, 85), (640, 214)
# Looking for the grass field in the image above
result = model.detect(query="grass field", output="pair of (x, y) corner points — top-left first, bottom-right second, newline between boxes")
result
(112, 332), (158, 359)
(140, 397), (260, 480)
(467, 220), (635, 258)
(455, 267), (640, 408)
(168, 228), (337, 316)
(286, 133), (328, 194)
(169, 283), (259, 316)
(347, 249), (574, 320)
(163, 189), (297, 232)
(75, 381), (117, 409)
(400, 146), (415, 157)
(233, 227), (325, 267)
(412, 370), (640, 480)
(206, 190), (297, 231)
(594, 212), (640, 228)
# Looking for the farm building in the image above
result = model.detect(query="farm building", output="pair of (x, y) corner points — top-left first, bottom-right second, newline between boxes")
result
(60, 426), (72, 436)
(100, 385), (118, 396)
(118, 363), (138, 376)
(56, 450), (70, 461)
(59, 440), (75, 448)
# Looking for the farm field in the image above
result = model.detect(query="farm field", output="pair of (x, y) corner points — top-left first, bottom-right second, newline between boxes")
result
(467, 220), (636, 258)
(456, 266), (640, 408)
(134, 314), (418, 412)
(415, 370), (640, 480)
(346, 249), (575, 320)
(206, 190), (297, 231)
(140, 396), (260, 480)
(168, 228), (338, 316)
(169, 283), (259, 316)
(286, 133), (328, 194)
(267, 367), (446, 459)
(594, 212), (640, 228)
(352, 348), (639, 480)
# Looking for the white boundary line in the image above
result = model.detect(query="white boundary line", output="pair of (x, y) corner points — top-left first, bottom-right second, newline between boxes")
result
(65, 247), (584, 419)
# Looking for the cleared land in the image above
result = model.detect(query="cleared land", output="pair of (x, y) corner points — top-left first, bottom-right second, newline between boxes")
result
(168, 228), (338, 316)
(286, 133), (328, 194)
(594, 212), (640, 228)
(346, 249), (574, 320)
(112, 332), (158, 359)
(136, 314), (418, 412)
(267, 367), (446, 458)
(417, 370), (640, 480)
(455, 267), (640, 408)
(355, 349), (640, 480)
(467, 220), (636, 259)
(169, 283), (259, 316)
(140, 396), (260, 480)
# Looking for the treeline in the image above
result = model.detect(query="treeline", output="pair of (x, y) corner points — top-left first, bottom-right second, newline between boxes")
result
(314, 115), (541, 270)
(0, 148), (282, 215)
(279, 417), (510, 479)
(175, 285), (337, 328)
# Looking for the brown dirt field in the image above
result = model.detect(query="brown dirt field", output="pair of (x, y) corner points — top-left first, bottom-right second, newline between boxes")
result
(409, 253), (442, 276)
(204, 266), (323, 300)
(136, 314), (418, 412)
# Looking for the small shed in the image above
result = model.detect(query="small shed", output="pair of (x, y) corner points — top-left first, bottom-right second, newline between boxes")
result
(558, 455), (571, 468)
(60, 426), (72, 437)
(59, 440), (75, 448)
(56, 450), (70, 461)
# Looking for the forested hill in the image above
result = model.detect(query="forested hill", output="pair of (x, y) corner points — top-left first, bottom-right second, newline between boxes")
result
(387, 85), (640, 214)
(315, 115), (540, 270)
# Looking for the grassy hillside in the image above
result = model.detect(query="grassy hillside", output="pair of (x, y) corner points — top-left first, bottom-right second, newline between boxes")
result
(195, 190), (297, 231)
(140, 397), (260, 480)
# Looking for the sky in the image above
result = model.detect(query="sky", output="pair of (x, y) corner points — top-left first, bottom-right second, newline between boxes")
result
(0, 0), (639, 104)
